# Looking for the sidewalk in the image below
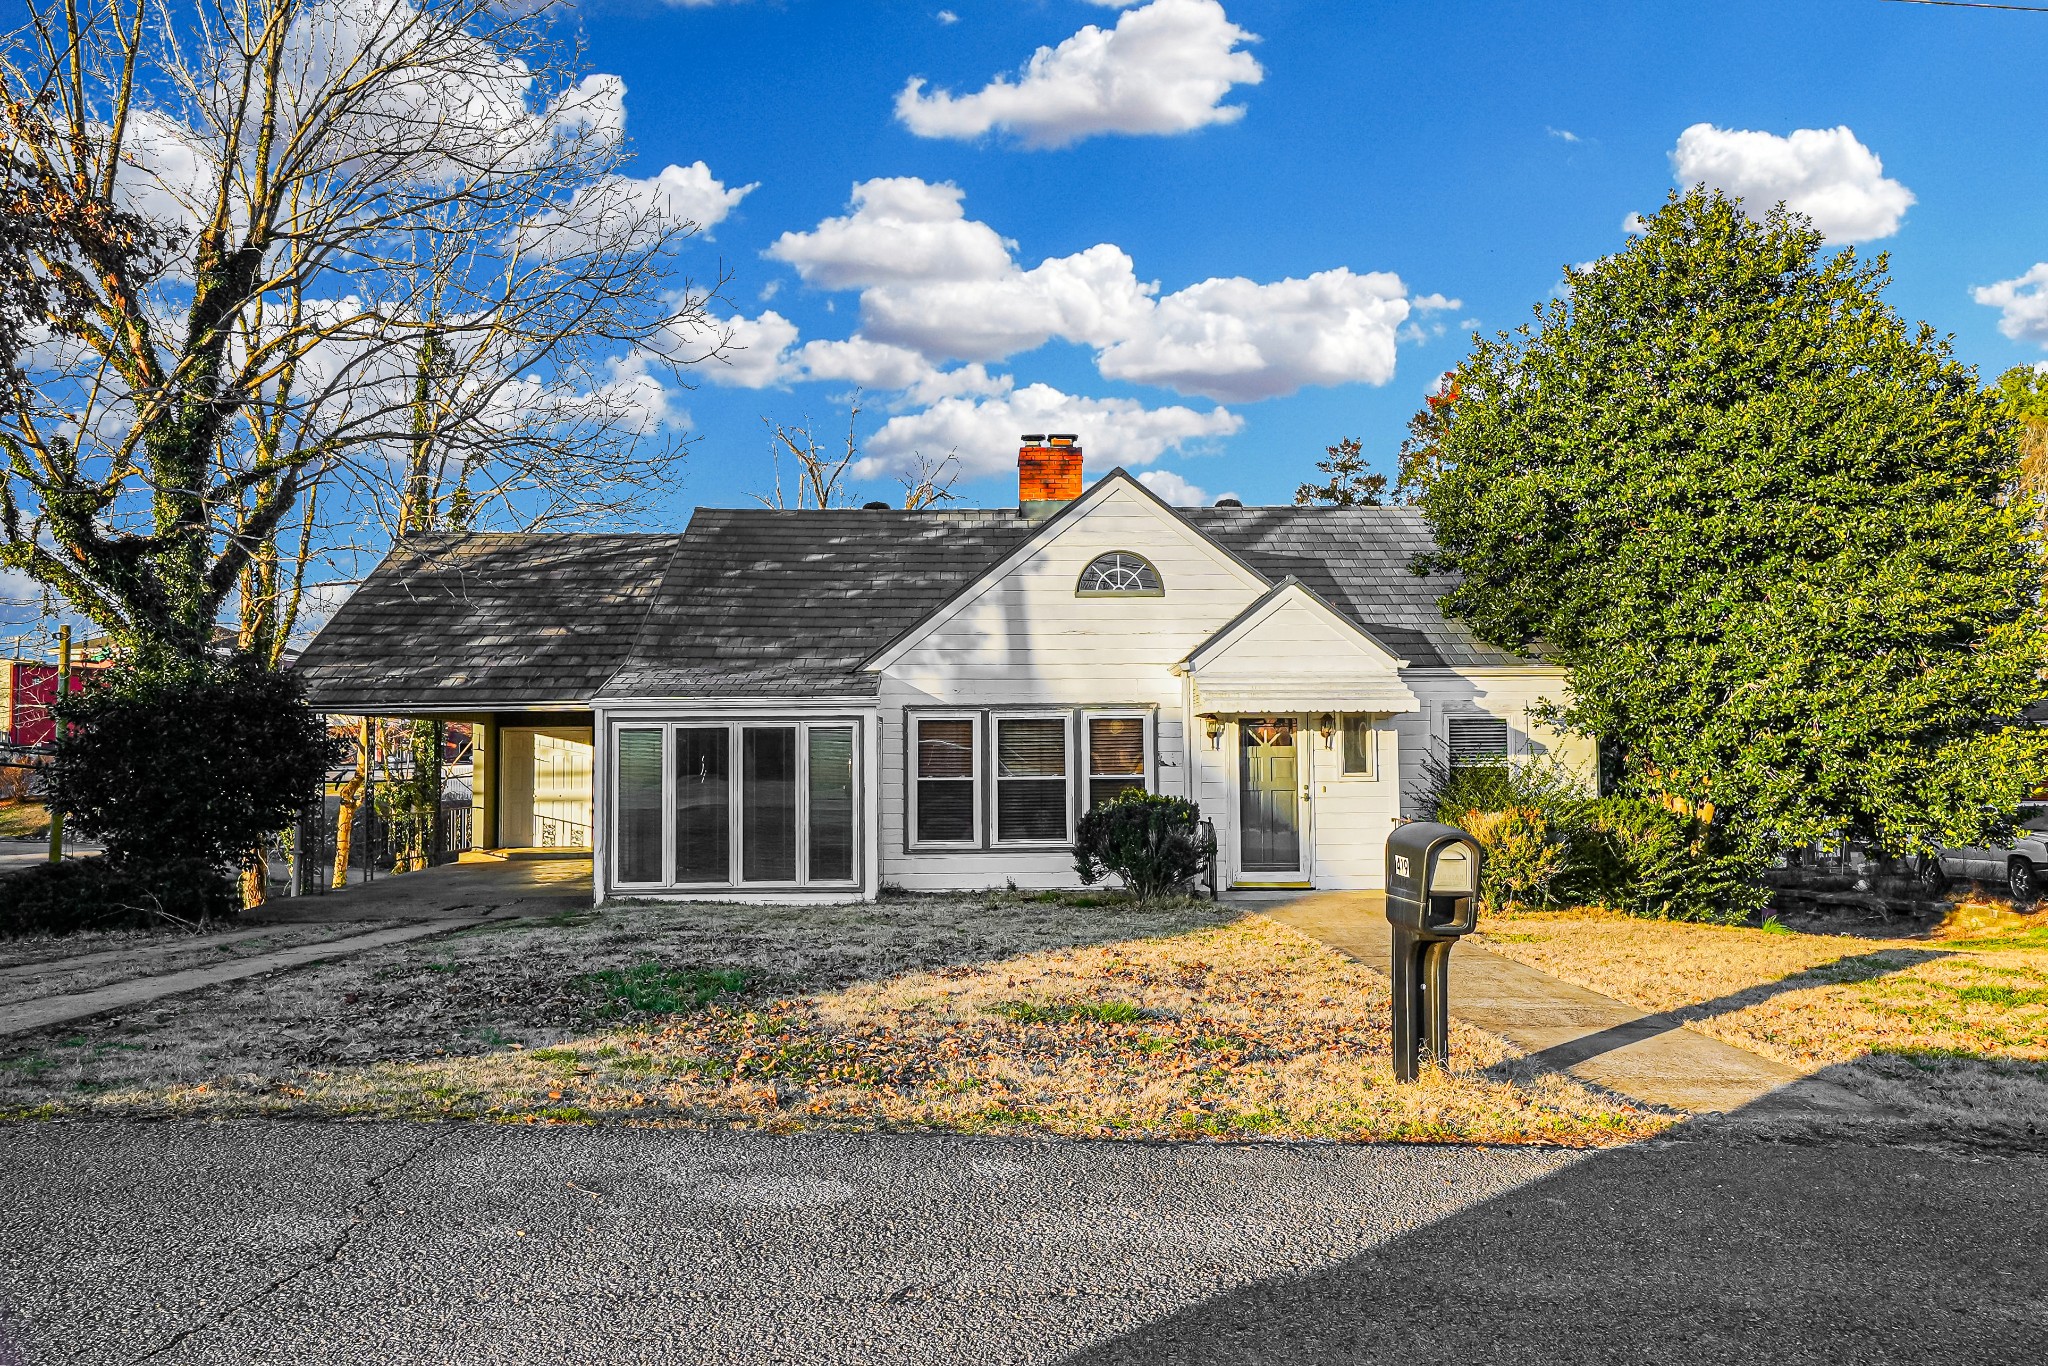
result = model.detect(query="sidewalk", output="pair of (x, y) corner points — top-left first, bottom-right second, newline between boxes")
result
(1257, 891), (1870, 1116)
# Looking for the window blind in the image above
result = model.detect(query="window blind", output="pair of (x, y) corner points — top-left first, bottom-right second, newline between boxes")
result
(1087, 716), (1147, 810)
(997, 717), (1067, 841)
(916, 718), (975, 843)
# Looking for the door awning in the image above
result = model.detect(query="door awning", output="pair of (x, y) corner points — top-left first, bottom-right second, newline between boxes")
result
(1191, 676), (1418, 716)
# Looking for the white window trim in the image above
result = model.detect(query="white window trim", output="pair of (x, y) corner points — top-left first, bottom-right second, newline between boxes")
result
(990, 710), (1076, 847)
(1338, 714), (1380, 779)
(1080, 708), (1155, 814)
(908, 711), (983, 851)
(609, 718), (863, 891)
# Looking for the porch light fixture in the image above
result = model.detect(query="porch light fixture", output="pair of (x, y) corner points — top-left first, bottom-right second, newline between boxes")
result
(1205, 716), (1225, 750)
(1318, 713), (1336, 749)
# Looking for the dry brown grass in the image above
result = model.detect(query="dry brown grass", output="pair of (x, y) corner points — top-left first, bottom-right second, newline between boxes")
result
(0, 893), (1670, 1145)
(1472, 908), (2048, 1140)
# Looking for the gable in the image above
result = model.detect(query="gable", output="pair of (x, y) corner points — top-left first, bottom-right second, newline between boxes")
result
(1181, 578), (1418, 715)
(864, 471), (1270, 675)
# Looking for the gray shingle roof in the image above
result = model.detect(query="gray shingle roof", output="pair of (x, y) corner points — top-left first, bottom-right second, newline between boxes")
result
(293, 533), (683, 711)
(1185, 506), (1532, 670)
(293, 495), (1536, 712)
(600, 509), (1035, 698)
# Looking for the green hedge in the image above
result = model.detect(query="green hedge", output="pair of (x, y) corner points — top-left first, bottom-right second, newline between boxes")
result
(0, 857), (238, 937)
(1074, 791), (1215, 904)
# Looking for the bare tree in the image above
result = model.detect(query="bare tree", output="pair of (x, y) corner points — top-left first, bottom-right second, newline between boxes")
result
(0, 0), (724, 661)
(753, 396), (864, 510)
(898, 448), (960, 510)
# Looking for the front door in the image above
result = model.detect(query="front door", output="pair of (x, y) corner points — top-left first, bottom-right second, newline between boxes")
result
(1239, 717), (1303, 876)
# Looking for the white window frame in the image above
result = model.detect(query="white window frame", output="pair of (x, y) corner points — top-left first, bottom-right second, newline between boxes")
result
(1080, 708), (1154, 814)
(1339, 714), (1379, 779)
(990, 710), (1076, 847)
(608, 718), (863, 891)
(908, 711), (982, 851)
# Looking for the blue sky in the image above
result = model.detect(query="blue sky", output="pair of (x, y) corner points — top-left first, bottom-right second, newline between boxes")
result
(568, 0), (2048, 512)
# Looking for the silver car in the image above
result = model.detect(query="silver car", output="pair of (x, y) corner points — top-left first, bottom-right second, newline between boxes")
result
(1932, 803), (2048, 904)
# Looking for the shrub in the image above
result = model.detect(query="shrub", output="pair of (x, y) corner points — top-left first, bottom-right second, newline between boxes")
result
(1074, 792), (1215, 904)
(1578, 797), (1767, 924)
(0, 856), (237, 936)
(45, 654), (342, 920)
(1455, 805), (1570, 910)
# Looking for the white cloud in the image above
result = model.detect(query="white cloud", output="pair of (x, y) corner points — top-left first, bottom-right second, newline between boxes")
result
(861, 383), (1241, 479)
(895, 0), (1262, 149)
(549, 73), (626, 148)
(1622, 212), (1649, 236)
(769, 177), (1426, 401)
(1137, 468), (1230, 506)
(1097, 268), (1410, 402)
(1546, 126), (1581, 144)
(518, 160), (756, 258)
(1669, 123), (1914, 242)
(1973, 264), (2048, 346)
(936, 9), (959, 23)
(767, 178), (1016, 289)
(700, 311), (801, 387)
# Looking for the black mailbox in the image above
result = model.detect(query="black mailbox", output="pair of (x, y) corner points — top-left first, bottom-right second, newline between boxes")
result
(1385, 821), (1484, 1082)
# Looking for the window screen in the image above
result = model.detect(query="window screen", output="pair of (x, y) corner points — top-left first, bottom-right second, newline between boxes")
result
(1341, 716), (1375, 776)
(615, 729), (664, 884)
(808, 726), (856, 882)
(673, 727), (729, 882)
(1087, 716), (1147, 810)
(742, 727), (798, 881)
(915, 718), (976, 843)
(1447, 714), (1512, 766)
(996, 717), (1068, 841)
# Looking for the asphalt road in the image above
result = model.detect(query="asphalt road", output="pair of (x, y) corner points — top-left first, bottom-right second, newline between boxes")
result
(1, 1122), (2040, 1365)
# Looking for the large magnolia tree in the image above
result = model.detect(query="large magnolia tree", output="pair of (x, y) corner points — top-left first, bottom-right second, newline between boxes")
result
(1418, 188), (2048, 858)
(0, 0), (722, 662)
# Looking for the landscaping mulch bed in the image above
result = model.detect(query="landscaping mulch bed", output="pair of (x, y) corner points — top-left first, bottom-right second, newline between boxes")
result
(0, 893), (1671, 1145)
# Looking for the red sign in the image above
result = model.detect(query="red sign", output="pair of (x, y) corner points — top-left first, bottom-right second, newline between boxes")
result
(3, 662), (93, 748)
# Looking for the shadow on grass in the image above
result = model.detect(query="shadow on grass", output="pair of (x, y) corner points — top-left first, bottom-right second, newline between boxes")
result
(1059, 1063), (2048, 1365)
(1490, 948), (1952, 1081)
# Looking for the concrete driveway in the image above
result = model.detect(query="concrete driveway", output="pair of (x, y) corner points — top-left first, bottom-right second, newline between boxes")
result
(0, 1106), (2039, 1365)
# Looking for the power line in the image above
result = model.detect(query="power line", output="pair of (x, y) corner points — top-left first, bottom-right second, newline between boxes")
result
(1879, 0), (2048, 11)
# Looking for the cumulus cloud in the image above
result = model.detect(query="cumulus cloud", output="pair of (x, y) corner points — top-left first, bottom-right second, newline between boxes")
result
(895, 0), (1262, 149)
(769, 177), (1423, 401)
(861, 383), (1241, 479)
(520, 160), (756, 257)
(1137, 468), (1230, 506)
(1972, 264), (2048, 346)
(1669, 123), (1914, 242)
(1096, 268), (1409, 401)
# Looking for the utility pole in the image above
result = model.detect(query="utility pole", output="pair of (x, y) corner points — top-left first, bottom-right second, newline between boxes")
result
(46, 624), (69, 863)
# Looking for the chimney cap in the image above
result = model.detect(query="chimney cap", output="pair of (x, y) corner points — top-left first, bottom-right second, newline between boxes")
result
(1047, 433), (1079, 444)
(1019, 433), (1046, 444)
(1214, 497), (1242, 508)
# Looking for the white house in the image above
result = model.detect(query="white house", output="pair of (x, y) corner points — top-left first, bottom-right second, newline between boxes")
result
(295, 436), (1592, 903)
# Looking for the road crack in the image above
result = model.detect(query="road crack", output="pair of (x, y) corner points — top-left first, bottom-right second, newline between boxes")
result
(115, 1129), (448, 1364)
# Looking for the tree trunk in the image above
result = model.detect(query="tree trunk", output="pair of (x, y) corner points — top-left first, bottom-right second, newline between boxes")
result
(330, 717), (372, 889)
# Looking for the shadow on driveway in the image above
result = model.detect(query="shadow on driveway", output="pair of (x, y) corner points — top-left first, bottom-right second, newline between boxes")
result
(1061, 1066), (2046, 1366)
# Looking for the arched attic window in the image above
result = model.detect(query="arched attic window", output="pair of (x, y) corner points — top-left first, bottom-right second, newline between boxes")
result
(1076, 551), (1163, 597)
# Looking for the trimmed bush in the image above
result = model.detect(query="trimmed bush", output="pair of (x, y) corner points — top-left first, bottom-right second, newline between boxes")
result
(1455, 805), (1570, 910)
(1074, 791), (1215, 903)
(40, 654), (342, 925)
(0, 856), (236, 936)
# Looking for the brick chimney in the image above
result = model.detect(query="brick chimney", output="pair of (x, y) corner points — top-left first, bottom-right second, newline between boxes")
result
(1019, 433), (1082, 520)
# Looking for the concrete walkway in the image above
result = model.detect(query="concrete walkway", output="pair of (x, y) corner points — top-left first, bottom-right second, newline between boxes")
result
(251, 849), (592, 924)
(0, 917), (489, 1038)
(1258, 891), (1869, 1116)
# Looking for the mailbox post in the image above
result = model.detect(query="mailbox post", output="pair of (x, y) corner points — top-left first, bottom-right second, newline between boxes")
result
(1384, 822), (1484, 1082)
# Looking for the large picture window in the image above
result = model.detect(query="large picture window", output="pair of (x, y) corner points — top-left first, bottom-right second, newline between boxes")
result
(1085, 715), (1148, 810)
(914, 715), (978, 845)
(995, 715), (1070, 843)
(611, 720), (861, 889)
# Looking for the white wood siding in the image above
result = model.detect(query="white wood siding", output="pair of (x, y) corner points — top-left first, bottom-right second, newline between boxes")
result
(1397, 671), (1596, 818)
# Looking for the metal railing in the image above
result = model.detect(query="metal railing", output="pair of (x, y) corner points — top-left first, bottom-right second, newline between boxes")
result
(281, 795), (474, 897)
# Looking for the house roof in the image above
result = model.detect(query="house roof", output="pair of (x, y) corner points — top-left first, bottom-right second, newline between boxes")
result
(1185, 505), (1527, 670)
(291, 533), (684, 712)
(293, 489), (1537, 712)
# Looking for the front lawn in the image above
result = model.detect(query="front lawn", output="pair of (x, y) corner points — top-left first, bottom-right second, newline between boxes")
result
(0, 893), (1670, 1145)
(1471, 908), (2048, 1139)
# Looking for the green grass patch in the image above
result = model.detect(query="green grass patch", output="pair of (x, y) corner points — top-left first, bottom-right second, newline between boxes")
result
(578, 961), (755, 1017)
(0, 803), (50, 839)
(983, 998), (1150, 1026)
(1951, 983), (2048, 1008)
